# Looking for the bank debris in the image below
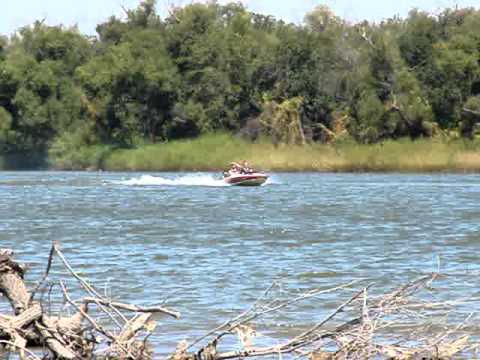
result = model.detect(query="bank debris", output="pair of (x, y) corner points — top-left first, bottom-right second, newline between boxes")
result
(0, 242), (179, 360)
(0, 244), (478, 359)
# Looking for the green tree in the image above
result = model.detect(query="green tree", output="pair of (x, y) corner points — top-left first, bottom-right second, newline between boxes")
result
(0, 24), (92, 155)
(0, 106), (15, 152)
(347, 27), (434, 142)
(460, 96), (480, 138)
(78, 28), (179, 145)
(166, 2), (267, 135)
(258, 97), (306, 144)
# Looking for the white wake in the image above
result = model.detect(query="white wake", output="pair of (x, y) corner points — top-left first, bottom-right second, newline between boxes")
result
(115, 174), (229, 187)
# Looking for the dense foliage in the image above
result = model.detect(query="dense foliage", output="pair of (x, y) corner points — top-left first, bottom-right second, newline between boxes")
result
(1, 1), (480, 167)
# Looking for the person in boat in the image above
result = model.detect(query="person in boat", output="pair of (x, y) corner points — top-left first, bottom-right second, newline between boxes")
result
(241, 160), (253, 174)
(224, 162), (241, 177)
(225, 161), (252, 176)
(231, 162), (243, 173)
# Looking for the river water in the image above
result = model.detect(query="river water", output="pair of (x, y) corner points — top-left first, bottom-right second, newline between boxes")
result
(1, 171), (480, 355)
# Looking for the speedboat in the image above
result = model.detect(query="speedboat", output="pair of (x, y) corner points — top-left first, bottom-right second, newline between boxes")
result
(223, 172), (269, 186)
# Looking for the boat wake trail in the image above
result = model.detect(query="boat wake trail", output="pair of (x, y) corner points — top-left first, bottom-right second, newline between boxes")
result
(115, 174), (229, 187)
(264, 176), (280, 185)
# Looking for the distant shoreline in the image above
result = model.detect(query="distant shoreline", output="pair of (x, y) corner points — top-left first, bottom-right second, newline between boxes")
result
(4, 133), (478, 173)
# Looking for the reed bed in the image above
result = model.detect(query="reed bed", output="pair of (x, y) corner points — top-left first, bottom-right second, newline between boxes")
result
(101, 134), (480, 173)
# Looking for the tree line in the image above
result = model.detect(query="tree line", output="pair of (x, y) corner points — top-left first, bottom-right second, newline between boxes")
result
(1, 0), (480, 164)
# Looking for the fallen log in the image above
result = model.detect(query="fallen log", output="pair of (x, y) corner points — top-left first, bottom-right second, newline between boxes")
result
(0, 244), (178, 360)
(0, 302), (42, 331)
(0, 250), (31, 314)
(35, 322), (79, 359)
(0, 249), (88, 359)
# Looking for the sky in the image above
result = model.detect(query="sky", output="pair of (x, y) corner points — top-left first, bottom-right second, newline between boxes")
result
(1, 0), (479, 36)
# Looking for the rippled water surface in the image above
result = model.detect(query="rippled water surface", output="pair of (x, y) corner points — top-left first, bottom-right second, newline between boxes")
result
(1, 171), (480, 354)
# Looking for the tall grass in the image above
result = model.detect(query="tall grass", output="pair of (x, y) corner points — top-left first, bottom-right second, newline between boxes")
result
(49, 144), (112, 170)
(104, 133), (249, 171)
(100, 134), (480, 172)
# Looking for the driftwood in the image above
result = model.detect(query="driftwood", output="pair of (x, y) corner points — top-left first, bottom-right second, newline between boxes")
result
(1, 245), (479, 359)
(171, 272), (479, 360)
(0, 243), (179, 360)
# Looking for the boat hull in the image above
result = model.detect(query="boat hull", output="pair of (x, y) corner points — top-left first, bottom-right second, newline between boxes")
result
(223, 173), (268, 186)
